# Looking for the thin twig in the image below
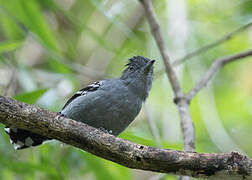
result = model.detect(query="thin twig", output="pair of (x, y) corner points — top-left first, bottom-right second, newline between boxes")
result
(140, 0), (183, 98)
(140, 0), (195, 157)
(173, 22), (252, 66)
(154, 22), (252, 79)
(140, 0), (195, 154)
(186, 49), (252, 100)
(144, 104), (162, 147)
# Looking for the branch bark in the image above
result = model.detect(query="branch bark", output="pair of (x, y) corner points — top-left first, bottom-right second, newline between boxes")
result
(0, 95), (252, 179)
(186, 49), (252, 100)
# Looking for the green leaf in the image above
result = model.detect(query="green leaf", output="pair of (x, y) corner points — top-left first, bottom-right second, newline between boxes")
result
(0, 156), (59, 178)
(48, 58), (73, 74)
(0, 11), (24, 39)
(80, 152), (120, 180)
(19, 0), (59, 52)
(0, 41), (22, 54)
(14, 88), (48, 104)
(119, 132), (157, 146)
(120, 132), (183, 150)
(0, 0), (59, 52)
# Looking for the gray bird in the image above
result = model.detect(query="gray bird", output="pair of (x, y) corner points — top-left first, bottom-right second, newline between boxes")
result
(5, 56), (155, 149)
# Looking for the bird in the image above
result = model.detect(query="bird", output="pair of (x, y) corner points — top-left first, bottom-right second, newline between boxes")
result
(5, 56), (155, 150)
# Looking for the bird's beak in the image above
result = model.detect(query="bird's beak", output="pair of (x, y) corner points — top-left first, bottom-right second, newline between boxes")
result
(150, 60), (155, 65)
(144, 60), (155, 72)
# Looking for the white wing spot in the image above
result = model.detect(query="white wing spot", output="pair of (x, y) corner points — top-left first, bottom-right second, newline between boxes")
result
(81, 91), (87, 95)
(4, 128), (10, 133)
(14, 141), (24, 150)
(25, 137), (34, 146)
(92, 85), (99, 88)
(76, 91), (83, 94)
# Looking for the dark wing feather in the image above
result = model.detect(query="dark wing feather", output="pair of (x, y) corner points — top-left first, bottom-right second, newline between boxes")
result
(61, 81), (101, 111)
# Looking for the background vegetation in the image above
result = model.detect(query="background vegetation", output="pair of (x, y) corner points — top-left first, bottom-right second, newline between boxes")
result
(0, 0), (251, 179)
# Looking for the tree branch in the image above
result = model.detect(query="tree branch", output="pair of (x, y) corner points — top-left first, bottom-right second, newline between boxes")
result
(186, 49), (252, 100)
(0, 95), (252, 179)
(172, 22), (252, 66)
(140, 0), (183, 98)
(139, 3), (252, 177)
(140, 0), (195, 154)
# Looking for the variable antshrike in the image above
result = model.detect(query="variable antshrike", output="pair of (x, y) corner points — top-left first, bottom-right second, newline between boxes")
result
(5, 56), (155, 149)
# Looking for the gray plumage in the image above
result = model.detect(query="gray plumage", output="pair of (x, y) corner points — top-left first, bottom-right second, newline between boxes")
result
(61, 56), (155, 135)
(5, 56), (155, 149)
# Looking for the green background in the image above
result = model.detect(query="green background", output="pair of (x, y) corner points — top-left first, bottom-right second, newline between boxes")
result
(0, 0), (251, 179)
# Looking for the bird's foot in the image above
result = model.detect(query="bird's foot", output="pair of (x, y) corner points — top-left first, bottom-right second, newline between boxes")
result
(99, 127), (113, 134)
(56, 112), (66, 120)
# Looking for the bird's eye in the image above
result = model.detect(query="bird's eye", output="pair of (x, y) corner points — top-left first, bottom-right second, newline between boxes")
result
(129, 66), (134, 70)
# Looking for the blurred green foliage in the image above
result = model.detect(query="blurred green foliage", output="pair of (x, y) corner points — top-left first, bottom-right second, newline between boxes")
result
(14, 89), (48, 104)
(0, 0), (251, 179)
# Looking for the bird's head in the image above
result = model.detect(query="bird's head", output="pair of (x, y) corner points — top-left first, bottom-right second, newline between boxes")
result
(120, 56), (155, 100)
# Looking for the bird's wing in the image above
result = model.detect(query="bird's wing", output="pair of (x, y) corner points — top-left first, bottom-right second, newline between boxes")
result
(61, 81), (101, 111)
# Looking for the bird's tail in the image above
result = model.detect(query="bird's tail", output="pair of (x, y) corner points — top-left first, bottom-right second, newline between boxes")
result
(4, 127), (50, 150)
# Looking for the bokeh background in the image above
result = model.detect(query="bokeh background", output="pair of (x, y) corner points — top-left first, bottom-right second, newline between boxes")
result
(0, 0), (251, 179)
